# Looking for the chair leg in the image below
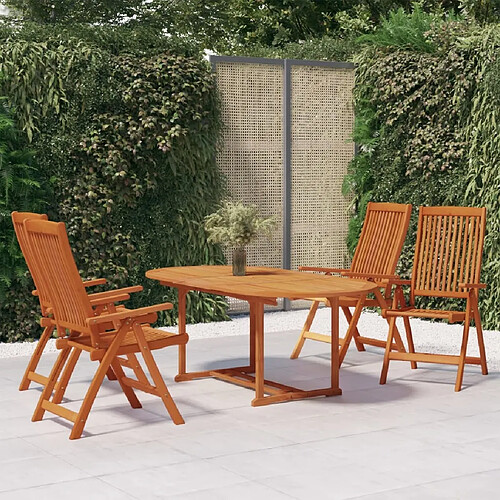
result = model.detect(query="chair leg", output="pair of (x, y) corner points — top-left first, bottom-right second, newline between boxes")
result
(53, 349), (114, 404)
(396, 287), (417, 369)
(110, 359), (142, 409)
(471, 293), (488, 376)
(403, 317), (417, 369)
(339, 297), (365, 365)
(342, 306), (365, 352)
(106, 367), (118, 381)
(380, 317), (397, 385)
(374, 288), (407, 356)
(32, 347), (72, 422)
(19, 324), (55, 391)
(52, 348), (82, 404)
(290, 301), (319, 359)
(126, 353), (151, 386)
(455, 302), (472, 392)
(132, 323), (184, 425)
(69, 326), (129, 440)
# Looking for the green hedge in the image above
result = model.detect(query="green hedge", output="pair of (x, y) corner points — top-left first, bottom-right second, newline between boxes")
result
(231, 35), (359, 62)
(0, 77), (47, 342)
(345, 12), (500, 329)
(0, 26), (228, 342)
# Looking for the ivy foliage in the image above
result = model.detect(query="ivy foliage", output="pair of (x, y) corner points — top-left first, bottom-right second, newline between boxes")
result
(4, 0), (481, 52)
(358, 5), (458, 52)
(0, 81), (46, 342)
(3, 0), (144, 24)
(231, 34), (359, 62)
(462, 27), (500, 328)
(345, 9), (500, 328)
(0, 26), (228, 341)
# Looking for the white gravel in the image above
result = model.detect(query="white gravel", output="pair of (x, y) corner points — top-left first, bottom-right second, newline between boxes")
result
(1, 308), (499, 370)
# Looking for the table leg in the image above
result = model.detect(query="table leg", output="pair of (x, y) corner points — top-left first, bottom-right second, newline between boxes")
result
(175, 288), (187, 382)
(329, 296), (341, 392)
(249, 305), (256, 371)
(252, 301), (265, 404)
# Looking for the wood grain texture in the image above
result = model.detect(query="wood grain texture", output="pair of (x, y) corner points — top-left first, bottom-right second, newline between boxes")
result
(147, 266), (373, 406)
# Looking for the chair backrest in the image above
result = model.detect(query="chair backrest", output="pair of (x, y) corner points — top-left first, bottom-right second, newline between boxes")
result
(411, 206), (486, 300)
(350, 202), (412, 276)
(24, 219), (93, 336)
(11, 211), (51, 315)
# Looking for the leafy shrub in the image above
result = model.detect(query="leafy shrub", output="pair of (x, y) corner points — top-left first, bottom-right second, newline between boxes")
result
(336, 5), (375, 37)
(232, 35), (359, 62)
(346, 15), (500, 328)
(0, 20), (201, 58)
(0, 82), (47, 342)
(463, 26), (500, 327)
(460, 0), (500, 23)
(0, 26), (228, 341)
(358, 5), (458, 53)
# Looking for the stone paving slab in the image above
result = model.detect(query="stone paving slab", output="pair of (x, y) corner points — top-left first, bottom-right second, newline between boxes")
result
(1, 329), (499, 499)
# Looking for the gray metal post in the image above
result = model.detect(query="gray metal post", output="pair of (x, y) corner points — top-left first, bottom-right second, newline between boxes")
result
(283, 59), (292, 311)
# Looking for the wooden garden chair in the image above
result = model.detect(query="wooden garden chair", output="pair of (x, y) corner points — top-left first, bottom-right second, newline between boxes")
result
(291, 202), (414, 365)
(24, 218), (187, 439)
(380, 206), (488, 392)
(12, 211), (141, 394)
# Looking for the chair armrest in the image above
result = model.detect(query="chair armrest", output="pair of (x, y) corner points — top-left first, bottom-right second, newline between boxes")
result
(381, 306), (413, 318)
(87, 302), (173, 326)
(299, 266), (349, 275)
(459, 283), (487, 290)
(389, 278), (412, 286)
(83, 278), (107, 287)
(342, 272), (400, 282)
(88, 286), (143, 306)
(89, 294), (131, 306)
(88, 286), (143, 301)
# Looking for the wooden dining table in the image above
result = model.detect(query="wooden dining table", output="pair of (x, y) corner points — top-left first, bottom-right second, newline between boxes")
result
(146, 265), (378, 407)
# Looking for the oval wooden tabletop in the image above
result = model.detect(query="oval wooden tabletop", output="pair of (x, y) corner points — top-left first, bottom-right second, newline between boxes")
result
(146, 266), (378, 301)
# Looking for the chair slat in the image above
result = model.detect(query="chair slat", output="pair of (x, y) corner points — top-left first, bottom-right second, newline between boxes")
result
(453, 216), (465, 293)
(440, 216), (452, 291)
(439, 216), (448, 290)
(412, 208), (486, 298)
(446, 216), (458, 292)
(464, 217), (475, 288)
(469, 216), (481, 285)
(11, 212), (50, 313)
(26, 221), (94, 336)
(425, 215), (437, 290)
(351, 204), (411, 277)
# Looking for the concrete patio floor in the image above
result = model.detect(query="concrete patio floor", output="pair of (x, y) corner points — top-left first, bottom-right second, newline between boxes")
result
(1, 327), (500, 499)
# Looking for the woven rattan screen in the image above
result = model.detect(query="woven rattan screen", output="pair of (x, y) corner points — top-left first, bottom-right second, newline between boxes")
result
(214, 58), (354, 313)
(215, 62), (284, 312)
(290, 65), (354, 271)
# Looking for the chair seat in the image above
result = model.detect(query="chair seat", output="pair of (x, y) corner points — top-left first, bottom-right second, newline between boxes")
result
(59, 327), (188, 359)
(384, 308), (466, 323)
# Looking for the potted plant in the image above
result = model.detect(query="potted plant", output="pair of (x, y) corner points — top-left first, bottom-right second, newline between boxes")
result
(204, 200), (276, 276)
